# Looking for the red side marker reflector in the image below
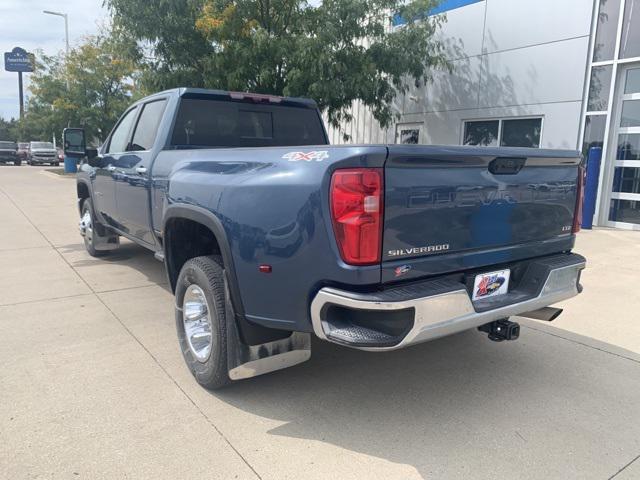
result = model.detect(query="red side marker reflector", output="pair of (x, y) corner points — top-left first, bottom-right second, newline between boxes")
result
(259, 265), (272, 273)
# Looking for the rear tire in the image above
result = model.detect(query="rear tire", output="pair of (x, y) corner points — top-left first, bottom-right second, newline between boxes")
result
(14, 160), (21, 166)
(81, 199), (108, 257)
(175, 255), (231, 390)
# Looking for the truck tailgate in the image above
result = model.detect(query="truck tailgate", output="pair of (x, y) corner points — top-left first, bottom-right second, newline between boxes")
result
(382, 146), (581, 283)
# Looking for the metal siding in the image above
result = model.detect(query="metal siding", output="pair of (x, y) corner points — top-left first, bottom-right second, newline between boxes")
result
(479, 36), (590, 107)
(483, 0), (594, 54)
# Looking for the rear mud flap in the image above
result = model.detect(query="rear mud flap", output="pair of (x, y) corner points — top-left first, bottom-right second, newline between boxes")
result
(93, 233), (120, 251)
(224, 285), (311, 380)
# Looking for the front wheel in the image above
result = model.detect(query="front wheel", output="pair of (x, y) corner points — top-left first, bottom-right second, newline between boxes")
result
(80, 199), (108, 257)
(175, 255), (231, 390)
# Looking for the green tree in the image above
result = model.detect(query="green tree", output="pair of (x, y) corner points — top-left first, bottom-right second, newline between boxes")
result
(20, 30), (140, 145)
(0, 117), (19, 141)
(107, 0), (448, 131)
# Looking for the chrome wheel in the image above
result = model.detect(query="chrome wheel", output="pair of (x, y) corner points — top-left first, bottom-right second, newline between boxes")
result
(182, 284), (213, 362)
(80, 209), (93, 243)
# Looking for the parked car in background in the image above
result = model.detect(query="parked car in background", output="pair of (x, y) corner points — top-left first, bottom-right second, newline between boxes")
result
(17, 142), (30, 162)
(28, 141), (59, 166)
(56, 148), (64, 163)
(0, 141), (20, 166)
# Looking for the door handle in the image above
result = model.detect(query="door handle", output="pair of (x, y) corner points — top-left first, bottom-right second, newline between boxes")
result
(135, 166), (147, 175)
(107, 165), (116, 172)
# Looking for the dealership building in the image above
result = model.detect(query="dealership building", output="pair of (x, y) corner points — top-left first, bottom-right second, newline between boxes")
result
(326, 0), (640, 229)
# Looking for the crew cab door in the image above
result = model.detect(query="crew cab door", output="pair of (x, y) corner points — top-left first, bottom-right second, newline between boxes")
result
(114, 99), (167, 246)
(94, 106), (139, 228)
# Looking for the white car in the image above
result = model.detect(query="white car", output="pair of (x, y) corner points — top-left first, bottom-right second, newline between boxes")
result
(28, 141), (59, 166)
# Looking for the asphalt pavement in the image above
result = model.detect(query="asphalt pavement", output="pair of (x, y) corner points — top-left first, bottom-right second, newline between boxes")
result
(1, 165), (639, 479)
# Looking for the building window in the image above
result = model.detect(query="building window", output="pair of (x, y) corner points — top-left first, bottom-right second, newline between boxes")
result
(463, 120), (499, 146)
(582, 115), (607, 156)
(500, 118), (542, 148)
(587, 65), (613, 111)
(395, 123), (422, 144)
(620, 100), (640, 128)
(399, 129), (419, 144)
(593, 0), (622, 61)
(624, 68), (640, 94)
(463, 118), (542, 148)
(609, 199), (640, 224)
(620, 0), (640, 59)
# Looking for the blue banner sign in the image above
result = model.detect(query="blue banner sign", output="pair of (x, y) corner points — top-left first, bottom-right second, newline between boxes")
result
(4, 47), (34, 73)
(393, 0), (484, 26)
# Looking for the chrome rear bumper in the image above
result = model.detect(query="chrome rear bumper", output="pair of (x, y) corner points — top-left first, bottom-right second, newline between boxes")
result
(310, 253), (585, 351)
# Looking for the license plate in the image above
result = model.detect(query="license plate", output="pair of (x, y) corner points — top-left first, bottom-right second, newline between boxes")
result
(472, 269), (510, 301)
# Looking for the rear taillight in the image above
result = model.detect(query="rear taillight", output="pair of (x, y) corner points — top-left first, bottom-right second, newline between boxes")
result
(572, 165), (586, 234)
(330, 168), (383, 265)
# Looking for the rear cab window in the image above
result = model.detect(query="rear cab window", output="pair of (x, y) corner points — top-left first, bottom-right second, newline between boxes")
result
(170, 97), (326, 148)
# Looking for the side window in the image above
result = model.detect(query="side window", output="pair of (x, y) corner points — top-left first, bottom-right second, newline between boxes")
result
(463, 118), (542, 148)
(106, 108), (137, 154)
(500, 119), (541, 148)
(464, 120), (499, 146)
(130, 100), (168, 151)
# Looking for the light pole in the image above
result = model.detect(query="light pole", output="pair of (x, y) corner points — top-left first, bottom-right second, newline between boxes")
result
(43, 10), (69, 58)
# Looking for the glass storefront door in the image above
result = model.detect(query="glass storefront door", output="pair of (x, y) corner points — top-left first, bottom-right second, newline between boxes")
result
(607, 66), (640, 228)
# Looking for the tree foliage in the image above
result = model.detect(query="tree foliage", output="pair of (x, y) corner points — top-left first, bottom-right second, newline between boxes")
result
(17, 31), (139, 145)
(0, 118), (19, 142)
(107, 0), (448, 130)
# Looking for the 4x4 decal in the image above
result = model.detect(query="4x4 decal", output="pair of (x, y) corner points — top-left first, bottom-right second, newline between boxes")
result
(282, 151), (329, 162)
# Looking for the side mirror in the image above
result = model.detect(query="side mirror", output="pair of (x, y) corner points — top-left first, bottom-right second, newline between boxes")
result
(63, 128), (86, 157)
(86, 149), (100, 167)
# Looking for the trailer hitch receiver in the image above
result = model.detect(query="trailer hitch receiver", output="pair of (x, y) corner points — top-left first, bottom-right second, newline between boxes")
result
(478, 319), (520, 342)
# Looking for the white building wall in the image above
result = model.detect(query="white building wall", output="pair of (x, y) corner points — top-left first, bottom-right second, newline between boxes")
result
(327, 0), (595, 148)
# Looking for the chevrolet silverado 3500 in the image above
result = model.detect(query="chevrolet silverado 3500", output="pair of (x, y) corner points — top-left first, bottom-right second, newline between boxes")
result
(65, 88), (586, 389)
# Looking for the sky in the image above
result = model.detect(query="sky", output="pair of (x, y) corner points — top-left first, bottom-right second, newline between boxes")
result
(0, 0), (108, 120)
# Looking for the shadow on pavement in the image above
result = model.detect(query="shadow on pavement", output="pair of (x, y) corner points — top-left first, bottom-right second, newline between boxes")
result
(213, 326), (640, 478)
(64, 237), (640, 478)
(57, 240), (171, 292)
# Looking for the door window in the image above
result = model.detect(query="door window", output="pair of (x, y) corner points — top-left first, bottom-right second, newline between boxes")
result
(607, 66), (640, 227)
(106, 108), (137, 154)
(130, 100), (168, 151)
(624, 68), (640, 94)
(620, 100), (640, 127)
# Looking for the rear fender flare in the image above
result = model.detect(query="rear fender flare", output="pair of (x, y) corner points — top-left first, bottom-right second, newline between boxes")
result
(162, 204), (243, 315)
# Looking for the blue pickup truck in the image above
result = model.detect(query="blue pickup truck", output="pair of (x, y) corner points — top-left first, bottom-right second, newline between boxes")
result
(64, 88), (586, 389)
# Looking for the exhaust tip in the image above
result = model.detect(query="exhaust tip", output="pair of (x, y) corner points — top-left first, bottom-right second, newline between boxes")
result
(519, 307), (563, 322)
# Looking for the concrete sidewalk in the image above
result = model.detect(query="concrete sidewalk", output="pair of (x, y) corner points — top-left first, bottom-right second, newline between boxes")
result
(0, 165), (639, 479)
